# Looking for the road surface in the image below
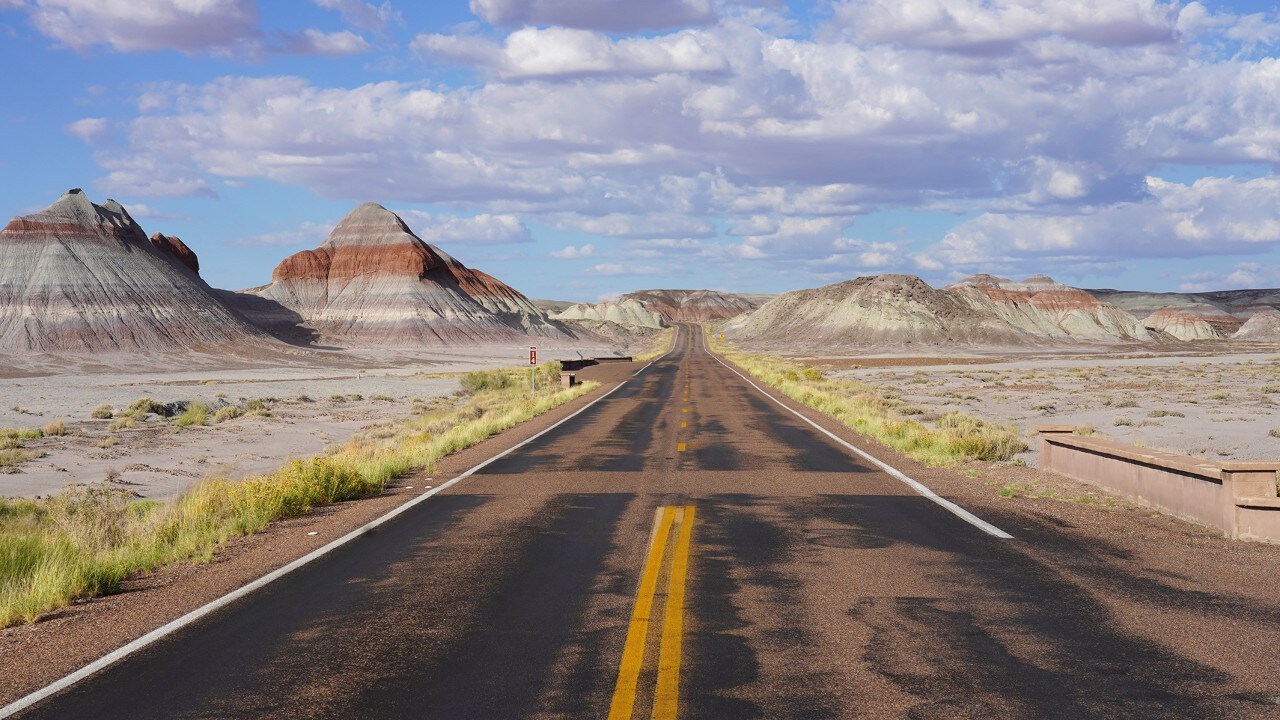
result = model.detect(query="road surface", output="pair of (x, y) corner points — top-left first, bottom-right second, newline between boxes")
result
(12, 325), (1249, 718)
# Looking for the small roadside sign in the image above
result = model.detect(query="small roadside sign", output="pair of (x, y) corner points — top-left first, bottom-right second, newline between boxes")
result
(529, 346), (537, 365)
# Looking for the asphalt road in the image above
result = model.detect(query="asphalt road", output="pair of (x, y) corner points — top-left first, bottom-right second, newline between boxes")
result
(13, 325), (1248, 718)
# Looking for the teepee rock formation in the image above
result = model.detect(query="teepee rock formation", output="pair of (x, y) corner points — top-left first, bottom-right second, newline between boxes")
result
(0, 189), (266, 353)
(246, 203), (568, 346)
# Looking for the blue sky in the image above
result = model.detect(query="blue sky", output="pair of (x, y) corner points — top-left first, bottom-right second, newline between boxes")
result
(3, 0), (1280, 301)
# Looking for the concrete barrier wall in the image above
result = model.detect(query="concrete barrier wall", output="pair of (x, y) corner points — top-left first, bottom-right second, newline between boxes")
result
(1038, 426), (1280, 544)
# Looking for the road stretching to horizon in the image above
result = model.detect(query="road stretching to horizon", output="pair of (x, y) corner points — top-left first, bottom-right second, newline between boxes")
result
(13, 325), (1234, 719)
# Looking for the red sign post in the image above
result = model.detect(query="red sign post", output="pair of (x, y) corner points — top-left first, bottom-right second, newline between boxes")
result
(529, 346), (537, 395)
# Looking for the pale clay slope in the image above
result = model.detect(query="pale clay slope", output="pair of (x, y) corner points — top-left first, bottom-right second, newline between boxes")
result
(0, 190), (265, 353)
(551, 298), (666, 329)
(1233, 309), (1280, 341)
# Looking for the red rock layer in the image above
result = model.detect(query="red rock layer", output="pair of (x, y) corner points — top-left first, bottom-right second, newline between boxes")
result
(149, 233), (200, 275)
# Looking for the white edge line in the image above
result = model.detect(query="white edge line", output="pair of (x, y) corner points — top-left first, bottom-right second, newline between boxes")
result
(701, 330), (1013, 540)
(0, 378), (633, 719)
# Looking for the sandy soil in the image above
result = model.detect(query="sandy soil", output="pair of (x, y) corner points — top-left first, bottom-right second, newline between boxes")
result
(822, 349), (1280, 465)
(0, 343), (619, 499)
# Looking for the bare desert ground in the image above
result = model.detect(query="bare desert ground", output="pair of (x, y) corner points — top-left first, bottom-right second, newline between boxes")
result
(818, 347), (1280, 465)
(0, 343), (616, 499)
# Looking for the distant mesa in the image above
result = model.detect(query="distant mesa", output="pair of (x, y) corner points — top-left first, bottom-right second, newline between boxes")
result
(241, 202), (570, 347)
(0, 189), (266, 353)
(1141, 308), (1222, 341)
(551, 289), (768, 331)
(725, 274), (1029, 348)
(726, 273), (1168, 349)
(620, 289), (765, 323)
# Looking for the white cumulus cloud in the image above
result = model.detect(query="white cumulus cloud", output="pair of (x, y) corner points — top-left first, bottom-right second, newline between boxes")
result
(399, 210), (533, 245)
(469, 0), (714, 32)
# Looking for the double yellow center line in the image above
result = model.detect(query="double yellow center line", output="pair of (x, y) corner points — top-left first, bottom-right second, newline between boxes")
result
(608, 506), (696, 720)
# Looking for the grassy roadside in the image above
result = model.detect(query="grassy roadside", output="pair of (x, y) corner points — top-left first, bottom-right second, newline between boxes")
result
(0, 362), (598, 628)
(707, 329), (1026, 467)
(633, 326), (677, 362)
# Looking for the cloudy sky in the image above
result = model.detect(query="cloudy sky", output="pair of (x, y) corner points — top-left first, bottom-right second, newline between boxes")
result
(3, 0), (1280, 300)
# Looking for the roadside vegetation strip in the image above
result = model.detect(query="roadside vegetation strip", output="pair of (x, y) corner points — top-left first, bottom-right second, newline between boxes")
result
(707, 331), (1026, 467)
(633, 326), (678, 363)
(0, 361), (596, 629)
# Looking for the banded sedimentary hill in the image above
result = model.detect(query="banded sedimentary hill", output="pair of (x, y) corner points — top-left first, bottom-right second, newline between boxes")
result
(242, 203), (570, 346)
(723, 274), (1164, 350)
(1142, 309), (1223, 341)
(552, 289), (767, 331)
(947, 275), (1152, 341)
(0, 189), (267, 353)
(620, 289), (765, 323)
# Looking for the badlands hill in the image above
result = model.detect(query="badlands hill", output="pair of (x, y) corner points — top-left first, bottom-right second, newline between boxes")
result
(724, 274), (1030, 349)
(724, 274), (1161, 350)
(551, 288), (767, 331)
(621, 289), (765, 323)
(1232, 309), (1280, 341)
(1085, 287), (1280, 337)
(947, 275), (1152, 342)
(552, 297), (665, 329)
(0, 189), (266, 353)
(243, 203), (570, 347)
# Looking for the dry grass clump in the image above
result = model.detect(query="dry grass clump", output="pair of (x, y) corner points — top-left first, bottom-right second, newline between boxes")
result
(710, 333), (1025, 466)
(90, 405), (114, 420)
(0, 367), (598, 628)
(461, 369), (515, 392)
(370, 393), (395, 403)
(107, 417), (136, 432)
(173, 403), (212, 427)
(42, 419), (66, 437)
(1114, 417), (1135, 426)
(1147, 409), (1185, 418)
(0, 448), (44, 469)
(127, 397), (165, 417)
(213, 406), (243, 423)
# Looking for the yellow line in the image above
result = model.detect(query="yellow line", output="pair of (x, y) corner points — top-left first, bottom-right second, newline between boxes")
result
(652, 506), (695, 720)
(682, 408), (689, 413)
(680, 421), (687, 428)
(608, 508), (677, 720)
(677, 442), (686, 452)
